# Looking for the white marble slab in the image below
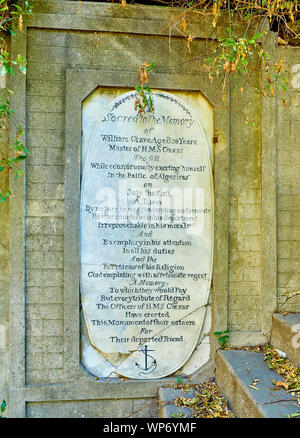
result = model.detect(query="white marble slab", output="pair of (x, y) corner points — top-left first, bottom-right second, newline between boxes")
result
(80, 90), (214, 379)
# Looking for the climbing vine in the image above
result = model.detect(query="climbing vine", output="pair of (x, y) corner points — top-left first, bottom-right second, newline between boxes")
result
(0, 0), (32, 204)
(124, 0), (298, 109)
(0, 400), (6, 418)
(130, 0), (299, 43)
(134, 61), (155, 114)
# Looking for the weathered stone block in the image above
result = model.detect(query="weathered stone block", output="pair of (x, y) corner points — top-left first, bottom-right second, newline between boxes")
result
(26, 217), (64, 235)
(27, 80), (65, 97)
(230, 281), (260, 297)
(278, 241), (292, 258)
(26, 269), (64, 287)
(26, 166), (65, 184)
(243, 267), (260, 282)
(27, 200), (65, 217)
(26, 235), (64, 252)
(43, 320), (64, 337)
(243, 236), (261, 252)
(27, 303), (63, 320)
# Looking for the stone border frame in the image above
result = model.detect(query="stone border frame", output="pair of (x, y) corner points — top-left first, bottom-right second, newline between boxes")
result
(65, 70), (222, 378)
(7, 0), (276, 417)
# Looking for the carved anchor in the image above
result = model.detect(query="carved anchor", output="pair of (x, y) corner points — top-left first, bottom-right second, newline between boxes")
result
(135, 345), (157, 375)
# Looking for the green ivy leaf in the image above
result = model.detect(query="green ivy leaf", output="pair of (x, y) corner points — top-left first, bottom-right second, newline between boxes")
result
(15, 155), (27, 161)
(147, 61), (155, 72)
(1, 401), (6, 413)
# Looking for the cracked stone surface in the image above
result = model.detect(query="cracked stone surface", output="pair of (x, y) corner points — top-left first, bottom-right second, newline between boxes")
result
(80, 90), (213, 379)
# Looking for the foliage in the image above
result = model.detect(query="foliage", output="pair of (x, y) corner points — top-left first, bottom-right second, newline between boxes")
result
(131, 0), (299, 41)
(0, 0), (297, 201)
(225, 344), (300, 417)
(134, 61), (155, 114)
(214, 330), (230, 349)
(0, 0), (32, 205)
(0, 400), (6, 418)
(264, 345), (300, 394)
(0, 0), (32, 36)
(206, 27), (267, 100)
(288, 412), (300, 418)
(173, 382), (235, 418)
(121, 0), (298, 106)
(0, 124), (28, 203)
(263, 344), (300, 416)
(262, 56), (289, 96)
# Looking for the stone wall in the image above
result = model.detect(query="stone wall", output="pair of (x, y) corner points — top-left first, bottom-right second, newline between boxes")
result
(228, 64), (262, 334)
(25, 27), (66, 384)
(277, 47), (300, 312)
(23, 27), (214, 385)
(0, 84), (9, 405)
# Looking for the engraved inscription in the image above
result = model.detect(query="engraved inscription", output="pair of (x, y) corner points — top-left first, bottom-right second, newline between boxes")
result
(80, 90), (213, 379)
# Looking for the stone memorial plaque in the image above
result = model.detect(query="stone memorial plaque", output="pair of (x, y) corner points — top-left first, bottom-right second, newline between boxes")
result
(80, 90), (213, 379)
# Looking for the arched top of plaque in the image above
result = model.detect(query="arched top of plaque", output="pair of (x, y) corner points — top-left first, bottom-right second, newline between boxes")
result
(80, 90), (214, 379)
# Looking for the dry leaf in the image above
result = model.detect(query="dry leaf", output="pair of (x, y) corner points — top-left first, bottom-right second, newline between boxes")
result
(180, 17), (187, 32)
(115, 373), (129, 381)
(212, 2), (219, 28)
(275, 380), (289, 390)
(277, 36), (288, 46)
(187, 34), (194, 43)
(18, 14), (23, 31)
(187, 34), (194, 53)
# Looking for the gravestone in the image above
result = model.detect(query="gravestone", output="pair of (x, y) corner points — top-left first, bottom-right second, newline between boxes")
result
(80, 90), (213, 379)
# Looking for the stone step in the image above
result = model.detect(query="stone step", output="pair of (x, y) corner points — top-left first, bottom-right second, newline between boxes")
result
(216, 349), (300, 418)
(271, 313), (300, 367)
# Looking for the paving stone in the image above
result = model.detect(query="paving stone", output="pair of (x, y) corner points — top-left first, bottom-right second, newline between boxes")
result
(158, 387), (194, 418)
